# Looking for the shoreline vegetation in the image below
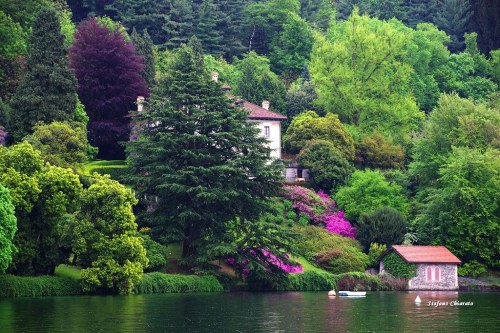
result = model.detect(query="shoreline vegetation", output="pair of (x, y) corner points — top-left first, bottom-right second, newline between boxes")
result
(2, 268), (497, 298)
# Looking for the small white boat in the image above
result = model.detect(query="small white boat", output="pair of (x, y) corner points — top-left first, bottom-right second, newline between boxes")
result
(338, 291), (366, 297)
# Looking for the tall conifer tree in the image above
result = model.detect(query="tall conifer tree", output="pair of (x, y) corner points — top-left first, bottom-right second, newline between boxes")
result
(434, 0), (473, 52)
(196, 0), (224, 56)
(126, 38), (285, 262)
(9, 8), (77, 142)
(131, 28), (156, 87)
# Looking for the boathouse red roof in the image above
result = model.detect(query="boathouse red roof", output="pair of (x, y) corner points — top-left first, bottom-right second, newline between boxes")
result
(384, 245), (461, 264)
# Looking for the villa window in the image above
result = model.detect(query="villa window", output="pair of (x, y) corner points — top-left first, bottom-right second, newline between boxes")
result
(426, 266), (441, 282)
(264, 126), (270, 137)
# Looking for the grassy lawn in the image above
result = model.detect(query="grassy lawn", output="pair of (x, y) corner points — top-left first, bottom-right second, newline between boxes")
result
(55, 264), (82, 280)
(295, 256), (329, 274)
(79, 160), (127, 177)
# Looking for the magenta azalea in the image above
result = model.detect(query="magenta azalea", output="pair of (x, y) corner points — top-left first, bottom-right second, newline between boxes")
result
(324, 211), (356, 238)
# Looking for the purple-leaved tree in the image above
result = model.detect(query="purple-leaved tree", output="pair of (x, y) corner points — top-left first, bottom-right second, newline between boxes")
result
(70, 17), (149, 159)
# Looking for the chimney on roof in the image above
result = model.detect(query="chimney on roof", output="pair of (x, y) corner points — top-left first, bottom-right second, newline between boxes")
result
(262, 100), (270, 110)
(137, 96), (145, 112)
(211, 71), (219, 82)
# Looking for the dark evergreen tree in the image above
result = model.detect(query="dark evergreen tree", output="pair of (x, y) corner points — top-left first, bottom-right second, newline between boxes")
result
(434, 0), (473, 52)
(8, 8), (77, 142)
(404, 0), (438, 28)
(131, 28), (156, 87)
(195, 0), (224, 56)
(126, 38), (286, 263)
(105, 0), (171, 47)
(469, 0), (500, 54)
(367, 0), (407, 21)
(335, 0), (366, 20)
(217, 0), (250, 58)
(163, 0), (195, 49)
(70, 17), (149, 159)
(357, 207), (407, 251)
(299, 0), (333, 30)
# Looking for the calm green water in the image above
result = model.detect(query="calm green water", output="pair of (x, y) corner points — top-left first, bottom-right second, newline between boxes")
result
(0, 291), (498, 333)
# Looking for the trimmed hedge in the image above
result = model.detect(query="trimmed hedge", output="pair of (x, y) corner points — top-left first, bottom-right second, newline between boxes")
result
(285, 271), (336, 291)
(134, 273), (224, 294)
(0, 274), (82, 297)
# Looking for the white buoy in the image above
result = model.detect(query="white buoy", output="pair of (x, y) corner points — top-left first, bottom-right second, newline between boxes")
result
(328, 290), (336, 296)
(415, 295), (421, 303)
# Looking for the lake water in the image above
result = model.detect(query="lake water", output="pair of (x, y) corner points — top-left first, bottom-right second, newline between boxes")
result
(0, 291), (498, 332)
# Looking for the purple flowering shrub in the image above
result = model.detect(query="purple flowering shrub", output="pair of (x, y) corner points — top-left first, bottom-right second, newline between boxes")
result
(0, 126), (7, 146)
(281, 185), (356, 238)
(225, 249), (303, 277)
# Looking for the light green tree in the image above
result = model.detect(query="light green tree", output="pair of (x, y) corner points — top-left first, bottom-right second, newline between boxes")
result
(72, 174), (147, 294)
(410, 93), (500, 189)
(0, 183), (16, 273)
(284, 111), (354, 159)
(310, 9), (423, 144)
(0, 142), (82, 275)
(27, 122), (88, 169)
(334, 169), (409, 222)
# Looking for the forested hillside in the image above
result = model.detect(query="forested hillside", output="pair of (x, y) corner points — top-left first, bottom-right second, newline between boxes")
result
(0, 0), (498, 293)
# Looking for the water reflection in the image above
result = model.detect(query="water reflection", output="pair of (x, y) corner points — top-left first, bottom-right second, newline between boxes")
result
(0, 292), (498, 332)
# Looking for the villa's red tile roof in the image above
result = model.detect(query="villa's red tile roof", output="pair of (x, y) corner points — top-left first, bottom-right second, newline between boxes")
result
(237, 100), (287, 120)
(389, 245), (461, 264)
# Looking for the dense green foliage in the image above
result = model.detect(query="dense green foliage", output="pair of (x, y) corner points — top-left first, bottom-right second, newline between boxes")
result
(134, 273), (223, 294)
(355, 132), (405, 170)
(382, 252), (417, 279)
(70, 174), (148, 294)
(294, 226), (368, 274)
(297, 140), (354, 193)
(232, 51), (286, 116)
(131, 28), (156, 87)
(414, 147), (499, 272)
(0, 274), (82, 297)
(27, 121), (89, 169)
(268, 271), (336, 292)
(139, 234), (169, 272)
(0, 184), (16, 273)
(284, 111), (354, 159)
(8, 8), (77, 142)
(310, 10), (424, 144)
(335, 170), (409, 222)
(0, 142), (82, 276)
(357, 208), (407, 250)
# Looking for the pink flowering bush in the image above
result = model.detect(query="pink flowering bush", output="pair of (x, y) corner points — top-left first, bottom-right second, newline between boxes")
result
(281, 185), (356, 238)
(324, 211), (356, 238)
(282, 185), (336, 224)
(261, 249), (303, 273)
(225, 249), (303, 277)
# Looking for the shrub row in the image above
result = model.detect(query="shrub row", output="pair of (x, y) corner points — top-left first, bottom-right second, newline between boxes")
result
(134, 273), (224, 294)
(0, 274), (82, 297)
(285, 271), (336, 291)
(333, 272), (407, 291)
